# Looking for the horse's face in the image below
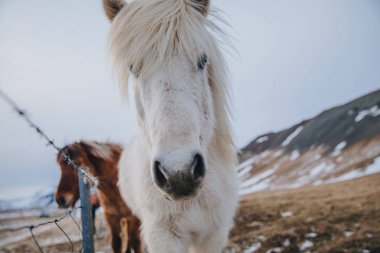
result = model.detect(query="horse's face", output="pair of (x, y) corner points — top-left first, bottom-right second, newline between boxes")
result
(55, 145), (83, 208)
(55, 162), (79, 208)
(134, 54), (214, 201)
(106, 0), (218, 201)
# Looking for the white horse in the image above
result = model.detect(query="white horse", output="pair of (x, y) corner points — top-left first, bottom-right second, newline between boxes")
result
(103, 0), (239, 252)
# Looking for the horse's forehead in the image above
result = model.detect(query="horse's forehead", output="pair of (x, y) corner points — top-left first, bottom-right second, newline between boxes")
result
(60, 143), (86, 160)
(142, 56), (203, 85)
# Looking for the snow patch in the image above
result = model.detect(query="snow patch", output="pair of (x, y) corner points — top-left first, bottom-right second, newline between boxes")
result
(259, 151), (271, 159)
(257, 235), (267, 241)
(331, 141), (347, 156)
(239, 167), (277, 195)
(306, 232), (318, 238)
(237, 151), (273, 174)
(237, 156), (257, 172)
(283, 239), (290, 247)
(281, 211), (293, 217)
(274, 150), (283, 157)
(344, 231), (353, 238)
(244, 242), (261, 253)
(300, 240), (314, 251)
(239, 177), (273, 195)
(290, 150), (300, 160)
(240, 168), (276, 188)
(289, 162), (335, 188)
(265, 248), (282, 253)
(326, 156), (380, 184)
(238, 163), (255, 179)
(355, 105), (380, 122)
(256, 136), (269, 143)
(282, 126), (304, 146)
(365, 156), (380, 173)
(309, 163), (335, 177)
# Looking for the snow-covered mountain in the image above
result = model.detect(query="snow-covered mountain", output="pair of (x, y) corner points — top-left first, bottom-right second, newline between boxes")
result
(238, 89), (380, 195)
(0, 187), (56, 211)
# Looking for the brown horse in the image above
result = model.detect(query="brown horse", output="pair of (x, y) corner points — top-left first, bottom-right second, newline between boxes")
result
(55, 140), (142, 253)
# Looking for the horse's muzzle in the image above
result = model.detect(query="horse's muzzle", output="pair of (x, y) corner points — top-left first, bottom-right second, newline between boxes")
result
(55, 193), (75, 208)
(56, 196), (68, 208)
(153, 153), (205, 200)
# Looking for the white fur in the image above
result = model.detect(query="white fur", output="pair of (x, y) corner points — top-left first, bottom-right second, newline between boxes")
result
(108, 0), (239, 252)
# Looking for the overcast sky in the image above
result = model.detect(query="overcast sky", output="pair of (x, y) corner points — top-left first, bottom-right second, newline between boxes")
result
(0, 0), (379, 199)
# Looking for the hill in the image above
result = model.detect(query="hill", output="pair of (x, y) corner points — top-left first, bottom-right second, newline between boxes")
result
(238, 89), (380, 194)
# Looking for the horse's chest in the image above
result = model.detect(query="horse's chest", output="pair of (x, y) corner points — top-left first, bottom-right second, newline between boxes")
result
(163, 203), (218, 240)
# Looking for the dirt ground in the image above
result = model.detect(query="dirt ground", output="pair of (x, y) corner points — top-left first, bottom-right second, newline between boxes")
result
(1, 174), (379, 253)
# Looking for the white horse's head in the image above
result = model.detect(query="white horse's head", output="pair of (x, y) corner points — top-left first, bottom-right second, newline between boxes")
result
(105, 0), (235, 201)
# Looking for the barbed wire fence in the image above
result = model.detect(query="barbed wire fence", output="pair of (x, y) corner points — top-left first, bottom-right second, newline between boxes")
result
(0, 88), (96, 253)
(0, 207), (82, 252)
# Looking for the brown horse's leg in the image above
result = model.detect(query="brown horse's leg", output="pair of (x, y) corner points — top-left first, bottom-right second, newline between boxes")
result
(128, 217), (142, 253)
(129, 235), (141, 253)
(132, 231), (143, 253)
(125, 244), (132, 253)
(111, 231), (123, 253)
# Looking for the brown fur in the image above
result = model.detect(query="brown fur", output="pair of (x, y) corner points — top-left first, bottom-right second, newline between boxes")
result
(102, 0), (209, 23)
(103, 0), (125, 21)
(120, 216), (141, 253)
(55, 141), (142, 253)
(193, 0), (210, 15)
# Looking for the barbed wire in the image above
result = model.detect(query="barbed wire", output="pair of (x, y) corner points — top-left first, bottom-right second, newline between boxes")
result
(0, 88), (97, 252)
(0, 88), (98, 187)
(0, 207), (80, 233)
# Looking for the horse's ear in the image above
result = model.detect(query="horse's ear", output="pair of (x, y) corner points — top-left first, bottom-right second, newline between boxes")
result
(193, 0), (210, 16)
(103, 0), (125, 22)
(59, 144), (80, 161)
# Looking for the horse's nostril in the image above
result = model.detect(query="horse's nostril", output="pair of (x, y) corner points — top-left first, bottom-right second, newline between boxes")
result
(57, 196), (66, 207)
(153, 161), (169, 188)
(192, 154), (205, 182)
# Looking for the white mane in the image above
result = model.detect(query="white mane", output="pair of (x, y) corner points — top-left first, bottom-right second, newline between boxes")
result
(108, 0), (236, 167)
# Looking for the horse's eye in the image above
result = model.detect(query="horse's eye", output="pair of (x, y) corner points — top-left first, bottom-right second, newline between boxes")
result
(129, 64), (139, 77)
(197, 54), (208, 71)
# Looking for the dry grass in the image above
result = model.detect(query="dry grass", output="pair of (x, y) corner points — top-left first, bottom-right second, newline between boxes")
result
(227, 173), (380, 253)
(1, 174), (379, 252)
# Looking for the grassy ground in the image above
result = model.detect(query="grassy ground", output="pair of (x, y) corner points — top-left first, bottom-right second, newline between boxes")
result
(1, 173), (379, 252)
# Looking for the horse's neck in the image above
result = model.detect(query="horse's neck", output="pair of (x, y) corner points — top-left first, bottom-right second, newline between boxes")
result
(88, 162), (118, 190)
(88, 160), (130, 214)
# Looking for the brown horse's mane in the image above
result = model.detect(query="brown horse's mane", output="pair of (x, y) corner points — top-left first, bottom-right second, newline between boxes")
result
(58, 141), (122, 185)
